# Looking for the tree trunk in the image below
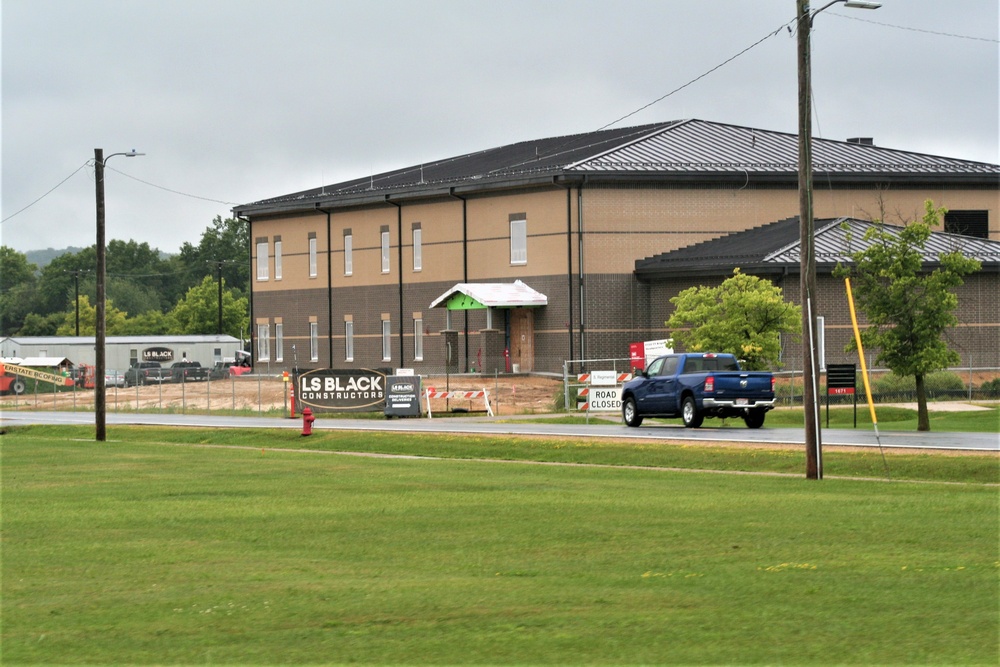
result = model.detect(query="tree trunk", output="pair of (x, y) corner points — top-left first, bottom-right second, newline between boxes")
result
(915, 373), (930, 431)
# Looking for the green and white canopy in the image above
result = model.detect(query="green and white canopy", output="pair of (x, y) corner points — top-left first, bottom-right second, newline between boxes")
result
(429, 280), (548, 310)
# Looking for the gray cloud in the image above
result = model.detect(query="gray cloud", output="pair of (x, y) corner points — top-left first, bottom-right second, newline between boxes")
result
(2, 0), (996, 253)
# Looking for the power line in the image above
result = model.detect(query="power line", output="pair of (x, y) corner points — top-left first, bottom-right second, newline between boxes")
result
(104, 165), (238, 205)
(829, 11), (999, 43)
(0, 161), (90, 224)
(595, 18), (797, 132)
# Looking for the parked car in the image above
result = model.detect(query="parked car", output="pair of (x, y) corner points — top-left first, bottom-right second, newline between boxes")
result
(124, 361), (172, 387)
(104, 369), (126, 388)
(621, 353), (776, 429)
(170, 360), (210, 383)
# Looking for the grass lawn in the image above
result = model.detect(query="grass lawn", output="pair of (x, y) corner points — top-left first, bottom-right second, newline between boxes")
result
(2, 425), (997, 665)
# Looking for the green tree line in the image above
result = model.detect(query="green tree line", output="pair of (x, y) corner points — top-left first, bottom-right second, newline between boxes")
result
(0, 216), (250, 339)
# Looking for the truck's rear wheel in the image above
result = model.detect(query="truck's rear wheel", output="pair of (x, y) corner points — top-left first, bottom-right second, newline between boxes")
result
(10, 379), (26, 395)
(744, 409), (766, 429)
(622, 397), (643, 427)
(681, 395), (703, 428)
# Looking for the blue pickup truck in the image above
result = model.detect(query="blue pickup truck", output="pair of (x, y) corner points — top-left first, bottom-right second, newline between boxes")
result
(621, 353), (776, 429)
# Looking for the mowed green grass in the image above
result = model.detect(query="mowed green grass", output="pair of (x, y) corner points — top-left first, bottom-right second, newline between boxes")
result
(2, 426), (997, 665)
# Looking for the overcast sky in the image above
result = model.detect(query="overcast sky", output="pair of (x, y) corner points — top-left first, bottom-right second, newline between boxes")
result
(2, 0), (997, 255)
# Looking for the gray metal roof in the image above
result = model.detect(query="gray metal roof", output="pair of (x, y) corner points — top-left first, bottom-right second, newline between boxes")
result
(235, 119), (999, 217)
(635, 217), (1000, 279)
(570, 120), (999, 175)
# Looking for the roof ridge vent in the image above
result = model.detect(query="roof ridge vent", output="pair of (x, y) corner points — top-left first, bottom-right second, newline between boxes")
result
(847, 137), (875, 146)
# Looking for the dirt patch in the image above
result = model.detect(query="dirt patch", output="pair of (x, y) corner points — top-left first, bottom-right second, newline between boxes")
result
(1, 373), (565, 416)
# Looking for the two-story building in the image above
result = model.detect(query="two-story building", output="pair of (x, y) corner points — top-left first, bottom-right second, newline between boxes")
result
(234, 119), (999, 375)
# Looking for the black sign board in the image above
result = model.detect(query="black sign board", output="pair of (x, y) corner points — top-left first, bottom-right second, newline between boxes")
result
(384, 375), (422, 418)
(826, 364), (857, 395)
(826, 363), (858, 428)
(297, 368), (386, 413)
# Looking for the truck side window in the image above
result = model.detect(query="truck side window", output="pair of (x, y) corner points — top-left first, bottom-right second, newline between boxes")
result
(661, 356), (679, 376)
(646, 358), (664, 376)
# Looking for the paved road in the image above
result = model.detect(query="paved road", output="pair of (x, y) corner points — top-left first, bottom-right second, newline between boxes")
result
(3, 410), (997, 452)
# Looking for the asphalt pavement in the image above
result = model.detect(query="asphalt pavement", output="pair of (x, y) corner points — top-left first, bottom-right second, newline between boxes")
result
(2, 410), (996, 452)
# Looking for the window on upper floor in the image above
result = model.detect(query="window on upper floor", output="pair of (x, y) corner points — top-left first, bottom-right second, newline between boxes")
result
(412, 223), (422, 272)
(510, 215), (527, 265)
(344, 230), (353, 276)
(274, 238), (282, 280)
(381, 227), (391, 274)
(256, 240), (269, 280)
(944, 210), (989, 239)
(309, 234), (318, 278)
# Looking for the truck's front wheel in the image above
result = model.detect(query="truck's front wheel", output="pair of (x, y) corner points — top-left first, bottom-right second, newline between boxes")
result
(10, 379), (26, 395)
(681, 395), (703, 428)
(622, 397), (643, 427)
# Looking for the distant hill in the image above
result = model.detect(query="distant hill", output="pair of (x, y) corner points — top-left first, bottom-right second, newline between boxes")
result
(24, 247), (86, 268)
(23, 246), (174, 269)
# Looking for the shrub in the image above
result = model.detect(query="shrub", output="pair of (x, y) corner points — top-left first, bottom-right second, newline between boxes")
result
(873, 371), (965, 396)
(979, 378), (1000, 397)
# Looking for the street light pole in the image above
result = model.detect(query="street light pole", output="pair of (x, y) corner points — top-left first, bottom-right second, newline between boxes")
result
(797, 0), (880, 479)
(94, 148), (144, 442)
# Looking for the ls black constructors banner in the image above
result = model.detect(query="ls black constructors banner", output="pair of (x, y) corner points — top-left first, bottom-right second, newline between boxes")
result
(297, 368), (386, 413)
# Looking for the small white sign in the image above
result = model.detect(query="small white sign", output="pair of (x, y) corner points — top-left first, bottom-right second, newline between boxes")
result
(589, 370), (619, 386)
(644, 339), (673, 363)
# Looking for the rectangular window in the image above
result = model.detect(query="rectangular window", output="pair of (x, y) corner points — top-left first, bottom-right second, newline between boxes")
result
(256, 323), (270, 361)
(344, 230), (353, 276)
(382, 319), (392, 361)
(944, 210), (989, 239)
(274, 238), (282, 280)
(308, 234), (318, 278)
(413, 317), (424, 361)
(309, 322), (319, 362)
(381, 227), (391, 274)
(256, 239), (269, 280)
(275, 323), (284, 362)
(510, 215), (527, 265)
(412, 223), (422, 272)
(345, 320), (354, 361)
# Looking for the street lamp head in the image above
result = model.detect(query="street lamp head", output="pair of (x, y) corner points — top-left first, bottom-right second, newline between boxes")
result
(843, 1), (882, 8)
(126, 149), (145, 157)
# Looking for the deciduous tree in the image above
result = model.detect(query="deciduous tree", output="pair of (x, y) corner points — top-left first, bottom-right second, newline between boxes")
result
(834, 201), (981, 431)
(666, 269), (801, 370)
(168, 275), (249, 337)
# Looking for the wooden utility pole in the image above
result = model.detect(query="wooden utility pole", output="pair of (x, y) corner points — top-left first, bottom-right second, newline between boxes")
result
(797, 0), (822, 479)
(94, 148), (107, 442)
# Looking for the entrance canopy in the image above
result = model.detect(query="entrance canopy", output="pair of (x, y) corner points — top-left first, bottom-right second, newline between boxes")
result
(429, 280), (548, 310)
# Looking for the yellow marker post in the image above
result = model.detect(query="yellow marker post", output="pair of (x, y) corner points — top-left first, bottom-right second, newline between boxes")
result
(845, 278), (890, 477)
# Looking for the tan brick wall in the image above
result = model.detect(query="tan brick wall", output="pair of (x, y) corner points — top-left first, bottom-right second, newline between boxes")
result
(249, 181), (997, 373)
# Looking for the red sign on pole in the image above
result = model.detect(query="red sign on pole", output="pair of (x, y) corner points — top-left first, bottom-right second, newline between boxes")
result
(629, 342), (645, 371)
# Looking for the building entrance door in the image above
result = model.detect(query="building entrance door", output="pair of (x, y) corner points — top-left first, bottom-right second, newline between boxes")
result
(509, 308), (534, 372)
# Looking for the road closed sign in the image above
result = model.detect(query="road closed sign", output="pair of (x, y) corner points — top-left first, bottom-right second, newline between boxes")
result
(588, 385), (622, 412)
(576, 372), (631, 412)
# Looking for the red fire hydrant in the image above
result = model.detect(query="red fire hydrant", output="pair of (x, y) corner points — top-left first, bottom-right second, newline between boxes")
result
(301, 407), (315, 436)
